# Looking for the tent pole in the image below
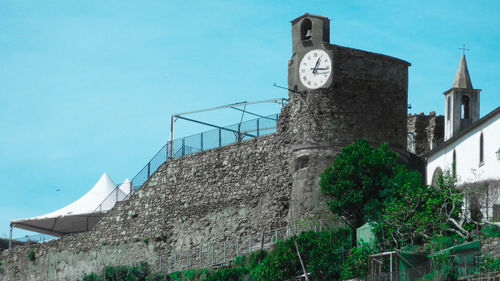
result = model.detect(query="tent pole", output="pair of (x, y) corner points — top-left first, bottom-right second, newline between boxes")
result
(9, 223), (13, 249)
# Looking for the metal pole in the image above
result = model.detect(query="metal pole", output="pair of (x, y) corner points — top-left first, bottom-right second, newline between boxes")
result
(390, 252), (393, 281)
(257, 118), (260, 137)
(223, 241), (226, 264)
(218, 129), (222, 147)
(9, 224), (13, 249)
(147, 162), (151, 178)
(236, 239), (239, 256)
(249, 234), (252, 253)
(170, 115), (175, 158)
(200, 246), (203, 268)
(201, 132), (204, 151)
(275, 229), (278, 242)
(187, 249), (190, 267)
(159, 255), (162, 272)
(211, 244), (214, 265)
(182, 138), (185, 156)
(260, 231), (265, 251)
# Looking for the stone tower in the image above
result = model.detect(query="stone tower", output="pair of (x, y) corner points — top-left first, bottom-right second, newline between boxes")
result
(280, 13), (411, 222)
(444, 54), (481, 141)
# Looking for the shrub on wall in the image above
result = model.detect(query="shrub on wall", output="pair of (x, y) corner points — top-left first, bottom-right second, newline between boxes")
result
(27, 250), (35, 261)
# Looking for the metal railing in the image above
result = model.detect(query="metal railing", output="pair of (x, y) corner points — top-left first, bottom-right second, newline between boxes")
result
(130, 114), (279, 191)
(157, 221), (327, 274)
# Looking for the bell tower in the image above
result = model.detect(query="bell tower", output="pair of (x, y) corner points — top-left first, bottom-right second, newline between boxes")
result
(444, 54), (481, 141)
(283, 13), (410, 223)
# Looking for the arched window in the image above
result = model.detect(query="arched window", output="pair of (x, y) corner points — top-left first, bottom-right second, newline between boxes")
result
(452, 149), (457, 177)
(301, 19), (312, 40)
(461, 95), (470, 119)
(479, 133), (484, 165)
(431, 167), (443, 187)
(447, 96), (451, 120)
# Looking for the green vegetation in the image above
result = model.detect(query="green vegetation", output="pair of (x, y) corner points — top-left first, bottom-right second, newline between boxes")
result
(321, 139), (477, 250)
(143, 238), (149, 244)
(320, 139), (399, 232)
(79, 229), (364, 281)
(27, 250), (35, 261)
(77, 139), (498, 281)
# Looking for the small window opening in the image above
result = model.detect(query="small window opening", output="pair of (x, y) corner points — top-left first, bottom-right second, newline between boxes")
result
(479, 133), (484, 165)
(447, 96), (451, 120)
(461, 95), (470, 119)
(301, 19), (312, 40)
(431, 167), (443, 187)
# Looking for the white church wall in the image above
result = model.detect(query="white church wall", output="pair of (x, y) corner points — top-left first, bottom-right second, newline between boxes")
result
(426, 112), (500, 185)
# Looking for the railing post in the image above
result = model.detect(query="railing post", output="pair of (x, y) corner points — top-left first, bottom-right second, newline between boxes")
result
(236, 238), (239, 257)
(200, 133), (204, 151)
(257, 118), (260, 137)
(147, 162), (151, 178)
(166, 143), (169, 160)
(211, 244), (214, 265)
(275, 229), (278, 242)
(9, 224), (13, 249)
(223, 241), (226, 264)
(260, 231), (265, 251)
(237, 123), (242, 143)
(200, 246), (203, 268)
(182, 138), (185, 156)
(249, 234), (252, 253)
(187, 249), (190, 267)
(218, 129), (222, 147)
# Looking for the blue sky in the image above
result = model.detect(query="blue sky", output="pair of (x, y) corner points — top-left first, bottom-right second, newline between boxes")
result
(0, 0), (499, 238)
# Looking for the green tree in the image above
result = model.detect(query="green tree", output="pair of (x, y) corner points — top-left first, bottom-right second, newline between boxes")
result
(252, 229), (350, 281)
(381, 168), (470, 249)
(320, 139), (399, 231)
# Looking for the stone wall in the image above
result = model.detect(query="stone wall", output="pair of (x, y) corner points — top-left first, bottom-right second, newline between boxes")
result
(407, 112), (444, 156)
(0, 134), (293, 280)
(0, 35), (412, 280)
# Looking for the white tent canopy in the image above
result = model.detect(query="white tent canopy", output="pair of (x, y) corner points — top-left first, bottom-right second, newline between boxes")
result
(11, 173), (130, 237)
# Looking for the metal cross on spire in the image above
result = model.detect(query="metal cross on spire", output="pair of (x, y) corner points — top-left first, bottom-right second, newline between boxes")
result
(459, 43), (470, 54)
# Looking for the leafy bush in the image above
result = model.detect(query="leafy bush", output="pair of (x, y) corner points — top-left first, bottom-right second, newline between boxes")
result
(82, 272), (103, 281)
(430, 252), (455, 281)
(252, 229), (349, 281)
(481, 225), (500, 238)
(340, 243), (374, 280)
(204, 267), (248, 281)
(145, 272), (165, 281)
(482, 257), (500, 272)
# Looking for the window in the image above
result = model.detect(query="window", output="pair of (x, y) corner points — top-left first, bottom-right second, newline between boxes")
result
(447, 96), (451, 120)
(461, 95), (470, 119)
(431, 167), (443, 187)
(479, 133), (484, 165)
(301, 19), (312, 40)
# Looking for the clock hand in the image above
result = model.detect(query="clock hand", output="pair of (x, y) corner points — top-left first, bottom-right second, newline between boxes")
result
(312, 56), (321, 74)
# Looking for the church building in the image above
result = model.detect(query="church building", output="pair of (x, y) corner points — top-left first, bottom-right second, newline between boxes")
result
(425, 54), (500, 222)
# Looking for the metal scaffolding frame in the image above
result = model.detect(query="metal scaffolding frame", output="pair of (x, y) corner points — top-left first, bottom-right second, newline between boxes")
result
(170, 98), (287, 158)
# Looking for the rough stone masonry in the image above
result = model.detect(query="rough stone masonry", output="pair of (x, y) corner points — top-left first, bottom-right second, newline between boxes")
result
(0, 14), (412, 280)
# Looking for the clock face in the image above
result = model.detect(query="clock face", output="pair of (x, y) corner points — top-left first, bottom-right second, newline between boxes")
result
(299, 49), (332, 89)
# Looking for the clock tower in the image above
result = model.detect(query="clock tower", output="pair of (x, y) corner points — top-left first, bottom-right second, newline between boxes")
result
(282, 14), (411, 222)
